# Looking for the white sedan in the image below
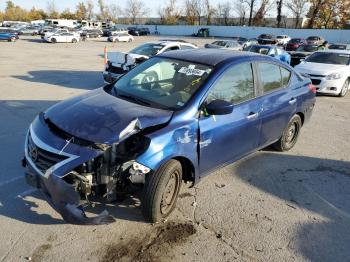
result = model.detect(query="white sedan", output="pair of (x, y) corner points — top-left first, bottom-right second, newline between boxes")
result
(295, 50), (350, 97)
(276, 35), (291, 46)
(46, 32), (80, 43)
(108, 33), (134, 43)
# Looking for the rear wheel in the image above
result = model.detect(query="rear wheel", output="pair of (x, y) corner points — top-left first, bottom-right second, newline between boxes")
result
(273, 114), (302, 151)
(72, 38), (77, 43)
(338, 79), (349, 97)
(142, 159), (182, 222)
(9, 37), (16, 42)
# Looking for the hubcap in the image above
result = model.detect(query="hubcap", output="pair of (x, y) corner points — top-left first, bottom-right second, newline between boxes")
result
(160, 171), (178, 214)
(341, 81), (349, 96)
(285, 123), (297, 144)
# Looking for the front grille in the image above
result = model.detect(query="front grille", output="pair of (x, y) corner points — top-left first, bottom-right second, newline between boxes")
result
(27, 132), (68, 174)
(308, 74), (325, 78)
(311, 79), (321, 85)
(107, 65), (128, 74)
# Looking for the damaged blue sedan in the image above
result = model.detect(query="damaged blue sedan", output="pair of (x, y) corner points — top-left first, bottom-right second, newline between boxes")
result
(23, 49), (316, 224)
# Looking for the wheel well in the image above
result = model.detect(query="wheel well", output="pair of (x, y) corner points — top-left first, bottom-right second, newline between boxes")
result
(173, 157), (195, 182)
(296, 112), (304, 125)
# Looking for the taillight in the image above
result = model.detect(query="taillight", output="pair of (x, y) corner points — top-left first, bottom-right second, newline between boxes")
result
(308, 83), (316, 93)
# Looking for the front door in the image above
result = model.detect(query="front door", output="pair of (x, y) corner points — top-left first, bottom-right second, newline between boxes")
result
(199, 62), (262, 175)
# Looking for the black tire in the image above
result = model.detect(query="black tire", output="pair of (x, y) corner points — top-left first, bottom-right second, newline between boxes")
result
(273, 114), (302, 152)
(51, 38), (57, 43)
(142, 159), (182, 222)
(9, 37), (16, 42)
(72, 38), (77, 43)
(338, 79), (349, 97)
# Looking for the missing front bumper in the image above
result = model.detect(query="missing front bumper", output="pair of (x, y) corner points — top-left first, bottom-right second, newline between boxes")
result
(24, 162), (115, 225)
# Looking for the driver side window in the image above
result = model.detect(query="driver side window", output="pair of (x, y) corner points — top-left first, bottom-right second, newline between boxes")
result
(206, 63), (255, 105)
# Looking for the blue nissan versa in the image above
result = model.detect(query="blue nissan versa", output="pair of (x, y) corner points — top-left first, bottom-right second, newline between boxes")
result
(23, 49), (316, 224)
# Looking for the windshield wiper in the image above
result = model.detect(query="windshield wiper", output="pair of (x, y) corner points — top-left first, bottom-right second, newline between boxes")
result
(117, 93), (151, 106)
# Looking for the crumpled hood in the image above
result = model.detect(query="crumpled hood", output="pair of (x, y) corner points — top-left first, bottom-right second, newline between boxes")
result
(45, 87), (173, 144)
(295, 62), (347, 76)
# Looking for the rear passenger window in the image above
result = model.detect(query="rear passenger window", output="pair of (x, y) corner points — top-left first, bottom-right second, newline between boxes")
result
(280, 67), (291, 86)
(206, 63), (255, 104)
(258, 63), (291, 92)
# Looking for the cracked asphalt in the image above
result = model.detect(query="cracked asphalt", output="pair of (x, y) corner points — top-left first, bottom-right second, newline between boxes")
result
(0, 35), (350, 262)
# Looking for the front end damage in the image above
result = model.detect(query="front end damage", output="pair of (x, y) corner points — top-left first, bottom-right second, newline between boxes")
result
(23, 113), (158, 225)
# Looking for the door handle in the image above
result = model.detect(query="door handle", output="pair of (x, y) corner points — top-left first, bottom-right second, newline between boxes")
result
(289, 98), (297, 105)
(246, 112), (259, 120)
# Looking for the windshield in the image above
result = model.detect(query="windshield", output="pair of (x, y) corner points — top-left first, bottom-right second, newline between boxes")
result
(306, 52), (350, 65)
(130, 43), (164, 57)
(290, 39), (302, 43)
(249, 46), (270, 55)
(296, 45), (318, 52)
(328, 44), (346, 50)
(307, 36), (319, 41)
(276, 36), (284, 39)
(212, 41), (225, 46)
(112, 57), (212, 110)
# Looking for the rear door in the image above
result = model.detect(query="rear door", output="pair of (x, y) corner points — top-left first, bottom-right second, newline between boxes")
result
(198, 62), (262, 174)
(255, 62), (296, 147)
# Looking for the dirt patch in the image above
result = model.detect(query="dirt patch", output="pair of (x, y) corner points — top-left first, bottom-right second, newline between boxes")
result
(178, 192), (193, 198)
(31, 244), (52, 262)
(100, 222), (196, 262)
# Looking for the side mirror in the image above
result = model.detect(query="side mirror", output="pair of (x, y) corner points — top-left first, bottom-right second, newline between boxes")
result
(205, 99), (233, 115)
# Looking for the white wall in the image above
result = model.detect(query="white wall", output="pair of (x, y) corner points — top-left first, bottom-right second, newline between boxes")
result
(116, 24), (350, 43)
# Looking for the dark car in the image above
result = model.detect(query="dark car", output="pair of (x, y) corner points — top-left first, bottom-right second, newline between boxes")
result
(231, 36), (248, 45)
(128, 27), (150, 36)
(289, 44), (322, 67)
(285, 38), (308, 51)
(257, 34), (277, 45)
(81, 29), (103, 38)
(23, 49), (315, 225)
(328, 43), (350, 50)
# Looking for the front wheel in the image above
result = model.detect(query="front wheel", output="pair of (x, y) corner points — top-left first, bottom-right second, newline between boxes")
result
(273, 114), (302, 151)
(142, 159), (182, 222)
(338, 79), (349, 97)
(72, 38), (77, 43)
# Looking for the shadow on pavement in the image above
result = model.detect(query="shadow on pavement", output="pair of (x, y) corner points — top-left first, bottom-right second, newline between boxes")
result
(234, 152), (350, 262)
(12, 70), (104, 90)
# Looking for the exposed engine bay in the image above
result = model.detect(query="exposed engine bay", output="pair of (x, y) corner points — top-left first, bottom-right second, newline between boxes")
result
(23, 112), (166, 225)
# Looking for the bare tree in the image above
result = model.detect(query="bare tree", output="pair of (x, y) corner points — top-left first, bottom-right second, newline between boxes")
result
(244, 0), (257, 26)
(204, 0), (216, 25)
(276, 0), (283, 27)
(285, 0), (308, 28)
(184, 0), (196, 25)
(217, 1), (231, 25)
(97, 0), (109, 20)
(253, 0), (273, 26)
(158, 0), (181, 25)
(46, 0), (59, 18)
(233, 0), (248, 25)
(124, 0), (149, 24)
(86, 0), (94, 19)
(108, 3), (121, 22)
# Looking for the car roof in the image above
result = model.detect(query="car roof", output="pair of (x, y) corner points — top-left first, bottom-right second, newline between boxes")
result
(145, 41), (195, 46)
(251, 45), (273, 49)
(158, 48), (264, 66)
(315, 49), (350, 54)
